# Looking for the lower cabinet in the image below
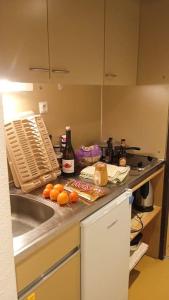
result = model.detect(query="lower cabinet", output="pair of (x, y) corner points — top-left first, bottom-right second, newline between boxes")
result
(21, 251), (80, 300)
(16, 224), (80, 300)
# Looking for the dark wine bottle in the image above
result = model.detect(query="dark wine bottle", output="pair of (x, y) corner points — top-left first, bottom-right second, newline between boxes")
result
(105, 137), (113, 163)
(62, 126), (75, 175)
(119, 138), (127, 167)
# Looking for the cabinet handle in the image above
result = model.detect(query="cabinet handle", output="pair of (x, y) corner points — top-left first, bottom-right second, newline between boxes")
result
(29, 67), (49, 72)
(52, 69), (70, 74)
(105, 73), (117, 78)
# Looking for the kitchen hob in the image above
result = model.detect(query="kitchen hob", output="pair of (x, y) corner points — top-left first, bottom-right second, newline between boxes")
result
(125, 154), (158, 170)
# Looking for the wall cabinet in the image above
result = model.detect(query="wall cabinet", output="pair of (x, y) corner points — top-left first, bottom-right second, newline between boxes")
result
(0, 0), (104, 85)
(138, 0), (169, 84)
(0, 0), (140, 85)
(104, 0), (140, 85)
(48, 0), (104, 85)
(0, 0), (49, 82)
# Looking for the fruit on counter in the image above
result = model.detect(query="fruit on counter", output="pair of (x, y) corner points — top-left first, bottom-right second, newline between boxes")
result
(57, 191), (69, 205)
(45, 183), (54, 190)
(42, 188), (50, 199)
(53, 183), (64, 193)
(50, 188), (59, 201)
(69, 191), (78, 203)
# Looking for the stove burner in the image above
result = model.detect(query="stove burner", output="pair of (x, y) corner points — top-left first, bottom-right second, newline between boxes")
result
(126, 154), (157, 170)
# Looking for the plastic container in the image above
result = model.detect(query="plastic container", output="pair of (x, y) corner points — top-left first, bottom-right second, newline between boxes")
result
(94, 162), (108, 186)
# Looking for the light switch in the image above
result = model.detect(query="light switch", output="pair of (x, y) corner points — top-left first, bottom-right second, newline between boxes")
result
(39, 101), (48, 114)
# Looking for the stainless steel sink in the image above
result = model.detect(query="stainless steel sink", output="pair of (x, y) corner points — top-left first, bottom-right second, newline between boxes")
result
(10, 194), (55, 237)
(10, 188), (84, 260)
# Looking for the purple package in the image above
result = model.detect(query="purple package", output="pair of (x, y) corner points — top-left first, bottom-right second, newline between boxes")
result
(75, 145), (101, 165)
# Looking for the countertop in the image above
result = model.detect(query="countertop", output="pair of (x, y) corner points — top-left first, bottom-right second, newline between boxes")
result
(11, 159), (165, 264)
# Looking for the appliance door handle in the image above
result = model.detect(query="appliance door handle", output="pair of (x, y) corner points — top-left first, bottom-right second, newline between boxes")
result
(52, 69), (70, 74)
(29, 67), (49, 72)
(107, 219), (118, 229)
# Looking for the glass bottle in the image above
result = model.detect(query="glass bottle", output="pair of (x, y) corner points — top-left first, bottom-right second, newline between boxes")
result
(119, 138), (127, 167)
(62, 126), (75, 175)
(105, 137), (113, 163)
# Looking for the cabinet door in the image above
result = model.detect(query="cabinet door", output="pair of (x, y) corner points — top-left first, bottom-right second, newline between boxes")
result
(48, 0), (104, 85)
(22, 252), (80, 300)
(0, 0), (49, 82)
(104, 0), (139, 85)
(138, 0), (169, 84)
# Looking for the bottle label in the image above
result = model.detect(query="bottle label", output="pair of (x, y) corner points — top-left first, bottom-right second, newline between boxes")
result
(62, 159), (74, 173)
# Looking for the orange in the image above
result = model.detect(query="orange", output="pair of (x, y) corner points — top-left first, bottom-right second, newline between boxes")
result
(45, 183), (54, 190)
(54, 183), (64, 193)
(57, 191), (69, 205)
(50, 188), (59, 201)
(42, 188), (50, 199)
(69, 191), (78, 203)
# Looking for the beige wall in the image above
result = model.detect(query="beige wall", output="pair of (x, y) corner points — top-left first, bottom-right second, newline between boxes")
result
(3, 83), (101, 149)
(102, 85), (169, 159)
(3, 83), (169, 162)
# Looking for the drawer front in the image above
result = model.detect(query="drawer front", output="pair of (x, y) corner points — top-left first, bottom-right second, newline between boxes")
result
(21, 251), (80, 300)
(16, 223), (80, 292)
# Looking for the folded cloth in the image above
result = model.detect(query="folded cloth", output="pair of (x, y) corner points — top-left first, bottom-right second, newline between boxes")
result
(80, 163), (130, 183)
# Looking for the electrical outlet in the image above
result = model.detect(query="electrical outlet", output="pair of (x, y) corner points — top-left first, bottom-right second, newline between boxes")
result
(39, 101), (48, 114)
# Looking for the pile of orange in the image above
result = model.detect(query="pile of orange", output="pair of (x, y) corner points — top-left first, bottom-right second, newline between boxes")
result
(42, 183), (78, 205)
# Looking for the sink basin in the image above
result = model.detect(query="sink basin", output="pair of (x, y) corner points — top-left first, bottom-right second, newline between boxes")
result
(10, 194), (55, 237)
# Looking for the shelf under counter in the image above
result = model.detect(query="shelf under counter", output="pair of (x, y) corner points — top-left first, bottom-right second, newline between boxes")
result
(130, 205), (161, 241)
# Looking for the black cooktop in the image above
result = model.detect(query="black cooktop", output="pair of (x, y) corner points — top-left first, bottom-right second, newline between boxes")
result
(125, 153), (158, 170)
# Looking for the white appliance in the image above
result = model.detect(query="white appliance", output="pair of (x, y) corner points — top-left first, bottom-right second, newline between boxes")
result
(81, 191), (131, 300)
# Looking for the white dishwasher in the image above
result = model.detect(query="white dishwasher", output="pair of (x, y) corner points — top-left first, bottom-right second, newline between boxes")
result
(81, 190), (131, 300)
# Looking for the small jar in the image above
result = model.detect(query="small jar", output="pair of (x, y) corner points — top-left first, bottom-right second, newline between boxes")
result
(94, 162), (108, 186)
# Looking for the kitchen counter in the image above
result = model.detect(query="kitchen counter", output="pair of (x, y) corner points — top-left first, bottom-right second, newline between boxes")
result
(11, 159), (165, 264)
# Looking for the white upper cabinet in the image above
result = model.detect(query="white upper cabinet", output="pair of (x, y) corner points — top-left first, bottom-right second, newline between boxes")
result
(138, 0), (169, 84)
(0, 0), (49, 82)
(104, 0), (140, 85)
(0, 1), (141, 85)
(48, 0), (104, 85)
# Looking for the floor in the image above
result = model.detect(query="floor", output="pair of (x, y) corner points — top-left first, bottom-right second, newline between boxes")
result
(129, 255), (169, 300)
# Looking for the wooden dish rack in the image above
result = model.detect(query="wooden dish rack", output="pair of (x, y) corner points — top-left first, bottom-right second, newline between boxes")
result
(5, 115), (61, 193)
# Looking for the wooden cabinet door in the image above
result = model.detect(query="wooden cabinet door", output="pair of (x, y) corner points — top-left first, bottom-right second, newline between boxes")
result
(48, 0), (104, 85)
(0, 0), (49, 82)
(22, 252), (80, 300)
(138, 0), (169, 84)
(104, 0), (139, 85)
